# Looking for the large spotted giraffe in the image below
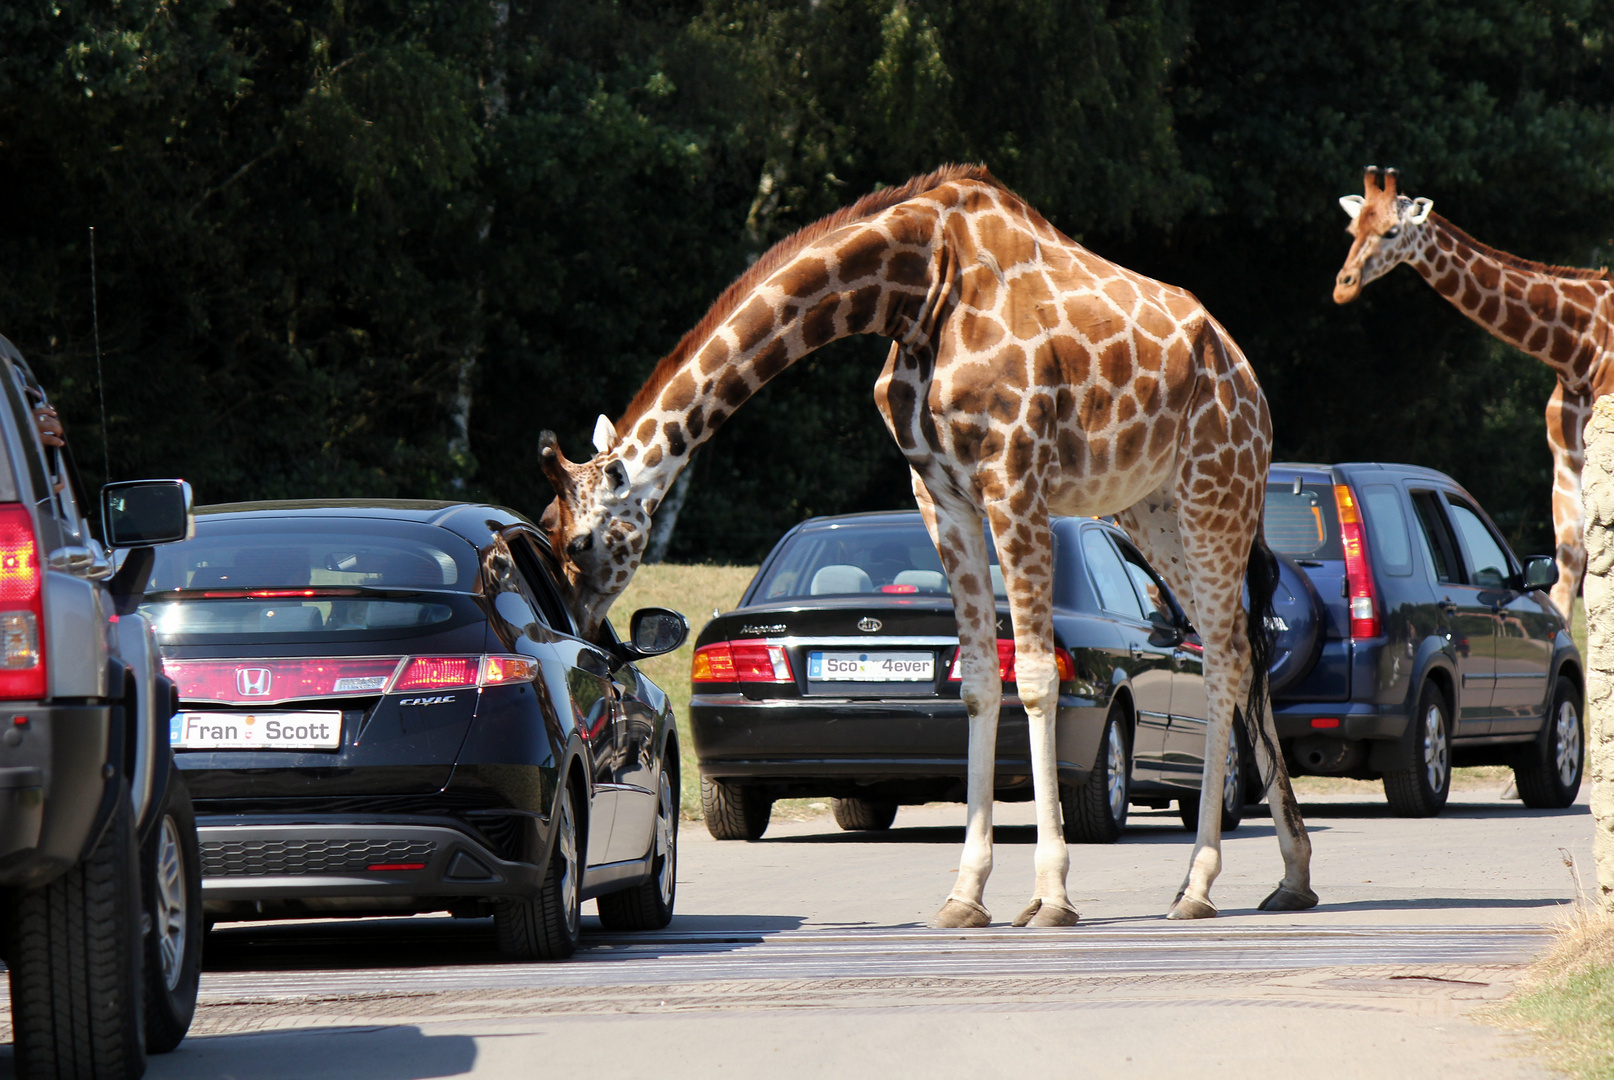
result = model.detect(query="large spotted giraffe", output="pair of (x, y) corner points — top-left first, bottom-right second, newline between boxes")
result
(540, 165), (1316, 925)
(1334, 166), (1614, 620)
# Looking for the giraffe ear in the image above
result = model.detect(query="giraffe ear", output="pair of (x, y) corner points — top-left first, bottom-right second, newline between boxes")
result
(592, 414), (620, 454)
(1408, 197), (1434, 224)
(1338, 194), (1365, 220)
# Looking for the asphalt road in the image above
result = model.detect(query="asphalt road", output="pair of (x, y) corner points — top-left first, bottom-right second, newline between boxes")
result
(1, 787), (1594, 1078)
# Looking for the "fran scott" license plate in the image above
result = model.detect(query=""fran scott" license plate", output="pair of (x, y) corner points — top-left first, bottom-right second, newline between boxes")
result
(170, 711), (343, 751)
(808, 652), (934, 682)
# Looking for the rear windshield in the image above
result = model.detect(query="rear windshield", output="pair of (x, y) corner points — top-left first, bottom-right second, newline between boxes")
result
(750, 521), (1006, 602)
(142, 518), (480, 639)
(1264, 484), (1343, 560)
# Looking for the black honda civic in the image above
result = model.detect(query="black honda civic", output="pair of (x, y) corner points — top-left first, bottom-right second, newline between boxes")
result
(142, 500), (687, 960)
(690, 511), (1318, 843)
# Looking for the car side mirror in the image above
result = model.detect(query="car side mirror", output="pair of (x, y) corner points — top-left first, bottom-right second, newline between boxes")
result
(615, 607), (689, 662)
(102, 479), (194, 548)
(1521, 556), (1558, 593)
(1147, 608), (1183, 647)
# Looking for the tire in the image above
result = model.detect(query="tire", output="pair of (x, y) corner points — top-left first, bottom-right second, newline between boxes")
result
(495, 782), (582, 960)
(1179, 720), (1247, 832)
(1063, 705), (1130, 843)
(142, 769), (202, 1054)
(596, 764), (678, 931)
(10, 781), (147, 1079)
(1383, 682), (1452, 817)
(1513, 676), (1584, 809)
(700, 776), (772, 841)
(831, 797), (898, 832)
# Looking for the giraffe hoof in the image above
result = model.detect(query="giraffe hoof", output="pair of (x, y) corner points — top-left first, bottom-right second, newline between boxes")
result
(1166, 892), (1217, 920)
(931, 898), (991, 929)
(1012, 898), (1081, 927)
(1259, 885), (1319, 911)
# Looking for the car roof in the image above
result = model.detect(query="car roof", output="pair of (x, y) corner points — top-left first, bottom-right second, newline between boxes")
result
(195, 499), (535, 550)
(1270, 461), (1457, 485)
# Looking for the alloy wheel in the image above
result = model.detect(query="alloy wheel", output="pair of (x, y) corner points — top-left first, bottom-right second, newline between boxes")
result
(655, 771), (677, 907)
(154, 815), (188, 992)
(1105, 722), (1128, 824)
(557, 796), (579, 938)
(1222, 733), (1242, 815)
(1555, 699), (1582, 788)
(1422, 703), (1449, 794)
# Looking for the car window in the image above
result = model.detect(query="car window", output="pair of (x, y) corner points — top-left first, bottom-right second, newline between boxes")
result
(751, 521), (1005, 601)
(509, 533), (577, 634)
(1264, 482), (1343, 559)
(1359, 485), (1413, 576)
(1113, 537), (1176, 623)
(1446, 499), (1512, 589)
(1409, 491), (1459, 584)
(1081, 529), (1145, 621)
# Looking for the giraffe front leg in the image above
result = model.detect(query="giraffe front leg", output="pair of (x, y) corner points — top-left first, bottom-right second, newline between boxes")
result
(1546, 383), (1589, 622)
(985, 503), (1079, 929)
(916, 480), (1001, 929)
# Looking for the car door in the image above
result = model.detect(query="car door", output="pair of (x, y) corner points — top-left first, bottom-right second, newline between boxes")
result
(1409, 490), (1494, 734)
(491, 530), (621, 868)
(1080, 527), (1173, 782)
(1112, 537), (1205, 789)
(1443, 497), (1553, 730)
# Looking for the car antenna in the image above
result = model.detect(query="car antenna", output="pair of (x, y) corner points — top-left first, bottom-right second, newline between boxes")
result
(89, 226), (111, 483)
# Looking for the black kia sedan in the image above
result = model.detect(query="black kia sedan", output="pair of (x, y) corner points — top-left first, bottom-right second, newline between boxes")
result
(142, 500), (688, 960)
(688, 511), (1310, 842)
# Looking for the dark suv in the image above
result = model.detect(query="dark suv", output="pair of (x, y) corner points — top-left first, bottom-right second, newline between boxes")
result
(1264, 462), (1581, 816)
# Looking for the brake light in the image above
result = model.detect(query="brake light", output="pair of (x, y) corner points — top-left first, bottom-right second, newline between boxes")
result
(879, 584), (918, 594)
(690, 639), (793, 683)
(1333, 484), (1381, 639)
(949, 640), (1075, 683)
(163, 653), (537, 704)
(0, 505), (44, 699)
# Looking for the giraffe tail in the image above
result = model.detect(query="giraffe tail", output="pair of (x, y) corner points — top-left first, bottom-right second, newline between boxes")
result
(1243, 533), (1282, 788)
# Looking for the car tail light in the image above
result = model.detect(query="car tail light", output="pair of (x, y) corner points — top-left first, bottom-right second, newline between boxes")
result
(949, 640), (1075, 683)
(1333, 484), (1381, 639)
(691, 640), (793, 683)
(164, 654), (538, 704)
(0, 505), (43, 699)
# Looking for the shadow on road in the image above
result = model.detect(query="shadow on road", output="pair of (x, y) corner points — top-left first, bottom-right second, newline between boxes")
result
(760, 818), (1331, 846)
(141, 1025), (477, 1080)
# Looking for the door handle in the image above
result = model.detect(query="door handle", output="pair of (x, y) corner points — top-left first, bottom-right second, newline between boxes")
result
(1128, 643), (1145, 659)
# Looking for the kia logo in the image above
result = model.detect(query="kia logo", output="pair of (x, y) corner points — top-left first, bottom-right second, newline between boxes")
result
(857, 617), (882, 632)
(237, 668), (272, 697)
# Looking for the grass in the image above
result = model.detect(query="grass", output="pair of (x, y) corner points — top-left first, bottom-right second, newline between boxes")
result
(1484, 905), (1614, 1080)
(614, 563), (758, 819)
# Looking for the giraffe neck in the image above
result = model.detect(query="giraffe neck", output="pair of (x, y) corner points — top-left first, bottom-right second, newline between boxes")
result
(1409, 214), (1609, 387)
(615, 227), (930, 504)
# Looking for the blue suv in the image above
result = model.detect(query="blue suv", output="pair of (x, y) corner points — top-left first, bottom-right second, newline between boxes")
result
(1264, 462), (1582, 816)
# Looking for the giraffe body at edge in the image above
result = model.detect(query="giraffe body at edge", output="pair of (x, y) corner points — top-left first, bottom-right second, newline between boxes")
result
(1334, 166), (1614, 621)
(539, 165), (1317, 924)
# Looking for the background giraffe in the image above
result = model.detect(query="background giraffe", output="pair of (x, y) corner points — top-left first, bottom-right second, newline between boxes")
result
(539, 165), (1317, 925)
(1333, 166), (1614, 620)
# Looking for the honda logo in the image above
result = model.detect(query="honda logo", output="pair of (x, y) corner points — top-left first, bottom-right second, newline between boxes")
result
(236, 668), (272, 697)
(857, 617), (882, 632)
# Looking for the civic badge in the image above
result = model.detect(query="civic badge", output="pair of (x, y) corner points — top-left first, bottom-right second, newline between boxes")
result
(237, 667), (272, 697)
(857, 617), (882, 633)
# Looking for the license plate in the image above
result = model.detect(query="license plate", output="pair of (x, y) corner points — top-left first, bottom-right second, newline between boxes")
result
(171, 711), (343, 751)
(808, 651), (934, 682)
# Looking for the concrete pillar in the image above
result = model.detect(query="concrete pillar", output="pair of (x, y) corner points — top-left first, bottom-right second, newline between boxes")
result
(1579, 395), (1614, 909)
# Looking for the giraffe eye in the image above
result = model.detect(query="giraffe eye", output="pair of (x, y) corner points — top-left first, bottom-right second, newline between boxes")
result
(568, 534), (594, 557)
(1384, 226), (1400, 239)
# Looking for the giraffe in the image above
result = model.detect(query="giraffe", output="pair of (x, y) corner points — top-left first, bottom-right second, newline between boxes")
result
(1333, 165), (1614, 620)
(539, 164), (1317, 925)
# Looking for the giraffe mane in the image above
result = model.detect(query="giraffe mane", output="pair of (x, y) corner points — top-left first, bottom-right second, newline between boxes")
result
(615, 163), (1004, 433)
(1431, 213), (1611, 282)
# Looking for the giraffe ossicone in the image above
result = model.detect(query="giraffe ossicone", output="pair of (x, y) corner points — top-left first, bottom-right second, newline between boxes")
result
(542, 164), (1317, 924)
(1334, 165), (1614, 620)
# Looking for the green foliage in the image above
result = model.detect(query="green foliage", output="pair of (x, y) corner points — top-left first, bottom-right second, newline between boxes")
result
(3, 0), (1613, 560)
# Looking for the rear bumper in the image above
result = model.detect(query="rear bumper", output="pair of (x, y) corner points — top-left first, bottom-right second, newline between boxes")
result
(690, 693), (1106, 794)
(0, 703), (117, 890)
(1272, 700), (1409, 742)
(197, 816), (543, 919)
